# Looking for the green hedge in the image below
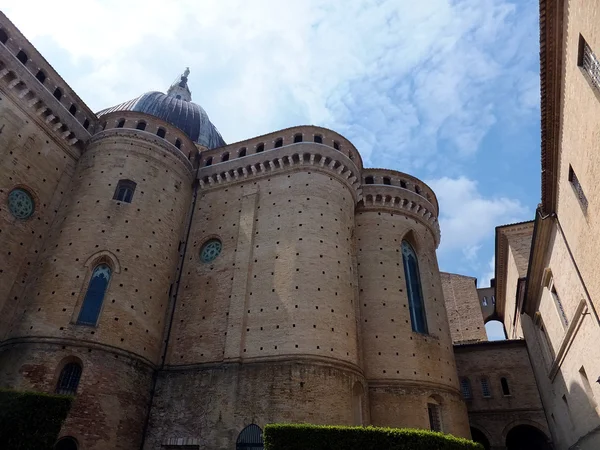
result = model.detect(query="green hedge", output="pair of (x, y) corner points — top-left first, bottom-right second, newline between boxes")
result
(264, 423), (484, 450)
(0, 389), (73, 450)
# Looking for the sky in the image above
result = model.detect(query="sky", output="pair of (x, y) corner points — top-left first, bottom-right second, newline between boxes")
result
(2, 0), (541, 340)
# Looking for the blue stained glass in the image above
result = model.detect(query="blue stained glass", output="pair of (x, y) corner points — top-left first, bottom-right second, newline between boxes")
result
(8, 188), (34, 219)
(77, 264), (111, 326)
(402, 241), (428, 334)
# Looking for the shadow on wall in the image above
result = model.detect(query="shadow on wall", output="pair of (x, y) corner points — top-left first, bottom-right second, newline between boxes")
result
(548, 364), (600, 449)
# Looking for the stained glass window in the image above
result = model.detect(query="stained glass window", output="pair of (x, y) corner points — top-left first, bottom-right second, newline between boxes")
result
(402, 241), (428, 334)
(200, 239), (222, 263)
(77, 264), (111, 326)
(8, 188), (34, 219)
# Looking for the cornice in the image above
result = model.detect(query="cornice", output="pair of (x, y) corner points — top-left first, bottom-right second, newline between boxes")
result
(163, 354), (364, 378)
(0, 43), (91, 151)
(367, 378), (461, 397)
(357, 184), (441, 248)
(87, 128), (195, 178)
(539, 0), (565, 214)
(197, 142), (362, 202)
(0, 336), (156, 369)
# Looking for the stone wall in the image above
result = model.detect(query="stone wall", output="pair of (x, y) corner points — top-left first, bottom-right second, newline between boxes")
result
(441, 272), (487, 344)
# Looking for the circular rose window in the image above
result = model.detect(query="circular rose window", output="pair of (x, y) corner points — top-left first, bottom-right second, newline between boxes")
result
(200, 239), (222, 263)
(7, 188), (34, 220)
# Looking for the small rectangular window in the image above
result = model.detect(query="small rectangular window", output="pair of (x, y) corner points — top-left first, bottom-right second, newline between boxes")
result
(481, 378), (491, 398)
(569, 165), (588, 212)
(578, 35), (600, 94)
(113, 179), (136, 203)
(482, 296), (488, 306)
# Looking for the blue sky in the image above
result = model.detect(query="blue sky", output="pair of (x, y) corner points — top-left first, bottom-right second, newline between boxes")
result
(4, 0), (540, 339)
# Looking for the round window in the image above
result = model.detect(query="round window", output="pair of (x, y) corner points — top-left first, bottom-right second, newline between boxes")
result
(200, 239), (222, 263)
(7, 188), (34, 220)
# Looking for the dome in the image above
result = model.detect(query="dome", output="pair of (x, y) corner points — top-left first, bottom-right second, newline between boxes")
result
(97, 69), (226, 150)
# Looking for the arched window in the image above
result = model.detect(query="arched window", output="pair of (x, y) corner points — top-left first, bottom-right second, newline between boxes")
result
(314, 135), (323, 144)
(274, 138), (283, 148)
(256, 143), (264, 153)
(221, 152), (230, 162)
(365, 176), (374, 184)
(176, 95), (181, 99)
(54, 436), (78, 450)
(400, 180), (407, 188)
(402, 240), (428, 334)
(239, 147), (247, 157)
(116, 119), (125, 128)
(175, 139), (181, 149)
(481, 377), (491, 398)
(460, 378), (472, 399)
(56, 362), (82, 395)
(427, 399), (442, 432)
(0, 29), (8, 45)
(136, 121), (146, 131)
(113, 179), (136, 203)
(236, 424), (264, 449)
(501, 377), (510, 396)
(157, 127), (166, 138)
(482, 296), (488, 306)
(35, 70), (46, 84)
(205, 157), (213, 167)
(83, 119), (90, 130)
(16, 50), (28, 64)
(77, 265), (111, 326)
(69, 104), (77, 116)
(294, 133), (303, 143)
(383, 177), (391, 185)
(333, 140), (340, 150)
(415, 185), (421, 194)
(53, 87), (62, 101)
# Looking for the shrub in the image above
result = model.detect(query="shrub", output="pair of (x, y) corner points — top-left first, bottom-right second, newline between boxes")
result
(264, 423), (484, 450)
(0, 389), (73, 450)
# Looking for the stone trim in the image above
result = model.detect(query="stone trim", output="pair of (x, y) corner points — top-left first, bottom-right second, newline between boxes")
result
(198, 143), (362, 202)
(358, 185), (441, 247)
(87, 128), (195, 178)
(0, 336), (157, 369)
(539, 0), (565, 214)
(0, 44), (90, 150)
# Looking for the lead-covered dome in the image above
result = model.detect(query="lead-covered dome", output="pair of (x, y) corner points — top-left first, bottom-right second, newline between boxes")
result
(97, 68), (226, 149)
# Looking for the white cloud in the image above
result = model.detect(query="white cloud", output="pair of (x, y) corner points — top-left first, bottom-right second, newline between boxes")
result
(427, 176), (530, 257)
(3, 0), (538, 169)
(479, 256), (495, 288)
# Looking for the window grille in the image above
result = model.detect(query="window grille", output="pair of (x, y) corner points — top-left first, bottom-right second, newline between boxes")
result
(427, 404), (442, 432)
(551, 286), (569, 327)
(580, 37), (600, 93)
(569, 165), (588, 211)
(56, 363), (82, 395)
(481, 378), (491, 398)
(460, 378), (472, 399)
(236, 424), (264, 449)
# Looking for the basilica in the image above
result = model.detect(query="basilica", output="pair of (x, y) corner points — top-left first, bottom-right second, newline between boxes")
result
(0, 1), (599, 449)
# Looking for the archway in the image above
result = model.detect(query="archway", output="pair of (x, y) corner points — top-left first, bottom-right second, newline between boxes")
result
(470, 427), (490, 450)
(485, 319), (506, 340)
(55, 436), (78, 450)
(506, 425), (551, 450)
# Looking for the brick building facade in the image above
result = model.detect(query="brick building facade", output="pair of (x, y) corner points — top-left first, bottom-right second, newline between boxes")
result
(0, 11), (470, 450)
